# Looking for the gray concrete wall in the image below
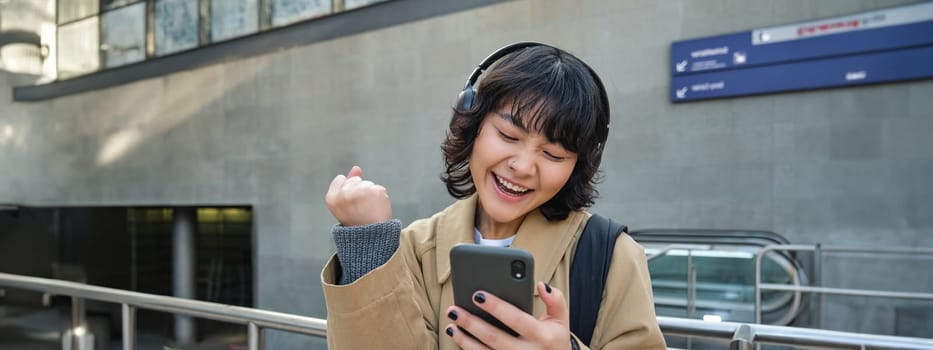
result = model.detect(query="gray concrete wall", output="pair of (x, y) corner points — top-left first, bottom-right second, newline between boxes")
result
(2, 0), (932, 347)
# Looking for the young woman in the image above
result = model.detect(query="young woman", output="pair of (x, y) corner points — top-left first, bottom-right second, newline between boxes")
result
(321, 43), (666, 350)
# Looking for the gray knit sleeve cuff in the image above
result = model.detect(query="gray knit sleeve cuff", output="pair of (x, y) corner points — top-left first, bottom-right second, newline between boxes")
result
(332, 219), (402, 285)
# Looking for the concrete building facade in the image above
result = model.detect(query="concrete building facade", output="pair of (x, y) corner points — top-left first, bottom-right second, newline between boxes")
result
(2, 0), (932, 348)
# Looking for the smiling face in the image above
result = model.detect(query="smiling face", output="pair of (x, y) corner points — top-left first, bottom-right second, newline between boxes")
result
(469, 105), (578, 236)
(441, 45), (610, 225)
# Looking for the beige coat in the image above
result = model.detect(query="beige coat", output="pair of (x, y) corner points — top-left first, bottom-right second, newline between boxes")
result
(321, 196), (666, 349)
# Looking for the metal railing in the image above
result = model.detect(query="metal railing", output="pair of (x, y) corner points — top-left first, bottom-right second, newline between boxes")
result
(4, 271), (933, 349)
(646, 243), (805, 325)
(0, 272), (325, 350)
(754, 244), (933, 325)
(659, 316), (933, 349)
(646, 244), (713, 262)
(646, 244), (713, 321)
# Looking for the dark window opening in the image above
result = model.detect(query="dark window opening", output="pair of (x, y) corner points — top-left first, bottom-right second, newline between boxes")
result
(0, 205), (254, 349)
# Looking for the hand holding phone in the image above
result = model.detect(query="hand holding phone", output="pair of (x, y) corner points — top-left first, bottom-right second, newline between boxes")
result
(449, 244), (534, 336)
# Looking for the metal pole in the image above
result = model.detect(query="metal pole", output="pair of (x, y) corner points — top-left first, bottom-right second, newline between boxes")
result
(687, 250), (695, 350)
(173, 207), (197, 345)
(687, 250), (696, 319)
(122, 304), (136, 350)
(249, 322), (263, 350)
(754, 249), (762, 324)
(813, 243), (822, 329)
(70, 297), (89, 350)
(759, 284), (933, 299)
(72, 297), (85, 332)
(730, 324), (754, 350)
(72, 297), (86, 339)
(821, 246), (933, 255)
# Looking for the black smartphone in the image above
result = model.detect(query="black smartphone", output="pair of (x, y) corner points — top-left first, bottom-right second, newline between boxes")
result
(449, 244), (535, 337)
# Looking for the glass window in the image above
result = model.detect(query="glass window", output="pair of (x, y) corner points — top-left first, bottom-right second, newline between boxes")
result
(154, 0), (200, 56)
(210, 0), (259, 42)
(50, 0), (398, 80)
(101, 2), (146, 67)
(270, 0), (332, 27)
(343, 0), (387, 11)
(58, 0), (100, 24)
(57, 16), (100, 79)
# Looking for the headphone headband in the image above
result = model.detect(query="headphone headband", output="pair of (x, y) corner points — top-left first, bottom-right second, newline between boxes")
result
(462, 42), (546, 90)
(456, 42), (549, 111)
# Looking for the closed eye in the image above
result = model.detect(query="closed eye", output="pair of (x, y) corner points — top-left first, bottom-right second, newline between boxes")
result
(497, 130), (518, 142)
(543, 151), (566, 161)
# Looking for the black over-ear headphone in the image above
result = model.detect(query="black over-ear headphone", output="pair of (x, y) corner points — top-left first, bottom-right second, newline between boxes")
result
(455, 42), (545, 111)
(454, 42), (610, 152)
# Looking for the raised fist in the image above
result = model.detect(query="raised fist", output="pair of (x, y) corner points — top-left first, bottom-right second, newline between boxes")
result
(325, 166), (392, 227)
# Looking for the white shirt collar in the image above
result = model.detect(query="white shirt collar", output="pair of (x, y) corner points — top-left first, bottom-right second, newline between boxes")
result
(473, 227), (516, 247)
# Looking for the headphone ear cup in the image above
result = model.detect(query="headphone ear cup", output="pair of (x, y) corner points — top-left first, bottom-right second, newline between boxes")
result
(455, 87), (477, 111)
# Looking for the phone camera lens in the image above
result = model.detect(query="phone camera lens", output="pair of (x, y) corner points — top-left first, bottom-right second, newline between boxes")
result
(511, 260), (526, 280)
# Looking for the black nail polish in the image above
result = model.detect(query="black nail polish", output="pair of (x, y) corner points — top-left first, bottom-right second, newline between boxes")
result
(446, 326), (454, 337)
(474, 292), (486, 304)
(447, 310), (458, 320)
(545, 283), (552, 294)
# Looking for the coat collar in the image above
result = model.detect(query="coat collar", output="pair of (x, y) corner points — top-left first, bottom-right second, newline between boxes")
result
(435, 195), (588, 292)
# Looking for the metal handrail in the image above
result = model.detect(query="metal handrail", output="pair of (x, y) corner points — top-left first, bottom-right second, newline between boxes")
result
(754, 244), (933, 324)
(4, 271), (933, 349)
(659, 316), (933, 349)
(0, 272), (326, 350)
(646, 244), (712, 262)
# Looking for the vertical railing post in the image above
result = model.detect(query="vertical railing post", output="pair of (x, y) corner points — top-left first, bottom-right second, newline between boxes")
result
(72, 296), (86, 335)
(686, 249), (695, 350)
(754, 248), (764, 324)
(249, 322), (263, 350)
(813, 243), (822, 329)
(730, 324), (754, 350)
(66, 296), (93, 350)
(122, 304), (136, 350)
(687, 249), (696, 319)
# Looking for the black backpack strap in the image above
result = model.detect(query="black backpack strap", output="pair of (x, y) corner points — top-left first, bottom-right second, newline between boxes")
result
(569, 213), (627, 346)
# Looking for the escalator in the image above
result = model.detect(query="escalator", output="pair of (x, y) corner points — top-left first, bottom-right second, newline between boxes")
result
(631, 229), (809, 326)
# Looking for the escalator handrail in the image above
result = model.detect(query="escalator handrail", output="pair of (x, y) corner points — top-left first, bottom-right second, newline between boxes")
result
(631, 228), (791, 248)
(644, 240), (807, 325)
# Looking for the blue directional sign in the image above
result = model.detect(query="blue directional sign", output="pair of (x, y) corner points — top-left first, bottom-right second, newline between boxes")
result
(670, 2), (933, 102)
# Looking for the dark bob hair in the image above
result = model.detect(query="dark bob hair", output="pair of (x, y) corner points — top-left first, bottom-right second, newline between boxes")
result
(440, 45), (610, 221)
